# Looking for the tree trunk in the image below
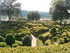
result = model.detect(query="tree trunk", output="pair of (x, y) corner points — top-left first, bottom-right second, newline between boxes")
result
(64, 20), (67, 26)
(0, 17), (1, 29)
(60, 18), (63, 26)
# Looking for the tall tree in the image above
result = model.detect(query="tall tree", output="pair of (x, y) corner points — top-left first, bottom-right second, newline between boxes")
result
(50, 0), (70, 24)
(0, 0), (21, 21)
(34, 11), (40, 21)
(27, 11), (40, 21)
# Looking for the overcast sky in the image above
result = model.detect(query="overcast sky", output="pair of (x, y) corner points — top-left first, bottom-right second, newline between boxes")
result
(17, 0), (52, 12)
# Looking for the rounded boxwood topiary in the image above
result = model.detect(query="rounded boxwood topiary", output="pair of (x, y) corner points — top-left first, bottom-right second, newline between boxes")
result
(0, 36), (5, 42)
(22, 35), (32, 46)
(5, 33), (15, 46)
(0, 42), (7, 47)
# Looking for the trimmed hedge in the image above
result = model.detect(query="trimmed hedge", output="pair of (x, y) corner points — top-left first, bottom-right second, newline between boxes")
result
(22, 35), (32, 46)
(0, 36), (5, 42)
(15, 40), (22, 46)
(30, 26), (49, 37)
(50, 28), (57, 36)
(36, 38), (44, 46)
(5, 33), (15, 46)
(0, 43), (70, 53)
(12, 43), (19, 47)
(0, 42), (7, 47)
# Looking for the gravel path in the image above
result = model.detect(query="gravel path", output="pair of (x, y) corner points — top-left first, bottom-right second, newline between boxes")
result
(31, 34), (37, 47)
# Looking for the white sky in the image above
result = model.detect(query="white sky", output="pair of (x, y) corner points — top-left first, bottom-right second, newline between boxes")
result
(17, 0), (52, 12)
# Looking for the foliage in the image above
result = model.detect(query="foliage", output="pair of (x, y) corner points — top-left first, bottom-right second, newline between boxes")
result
(50, 28), (57, 36)
(0, 36), (5, 42)
(44, 39), (51, 45)
(0, 42), (7, 47)
(0, 21), (69, 47)
(59, 38), (64, 44)
(15, 40), (22, 46)
(12, 43), (19, 47)
(22, 35), (32, 46)
(0, 43), (70, 53)
(50, 0), (70, 23)
(0, 21), (27, 37)
(40, 32), (50, 37)
(4, 45), (11, 47)
(5, 33), (15, 46)
(27, 11), (40, 21)
(30, 26), (49, 37)
(0, 0), (21, 20)
(36, 38), (44, 46)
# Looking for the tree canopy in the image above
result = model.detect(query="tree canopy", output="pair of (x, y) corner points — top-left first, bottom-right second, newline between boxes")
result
(27, 11), (40, 21)
(50, 0), (70, 21)
(0, 0), (21, 20)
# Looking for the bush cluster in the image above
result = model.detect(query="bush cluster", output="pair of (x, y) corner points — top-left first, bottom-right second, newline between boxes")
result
(0, 43), (70, 53)
(30, 26), (49, 37)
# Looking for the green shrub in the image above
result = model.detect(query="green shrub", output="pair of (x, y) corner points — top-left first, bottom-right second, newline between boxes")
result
(64, 37), (68, 43)
(44, 39), (51, 45)
(4, 45), (11, 47)
(22, 35), (32, 46)
(52, 37), (58, 42)
(15, 40), (22, 46)
(0, 42), (7, 47)
(50, 28), (57, 36)
(30, 26), (49, 37)
(59, 38), (64, 44)
(36, 38), (44, 46)
(0, 43), (70, 53)
(12, 43), (19, 47)
(0, 36), (5, 42)
(5, 33), (15, 46)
